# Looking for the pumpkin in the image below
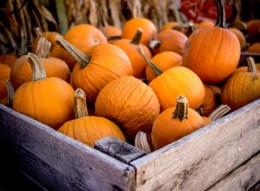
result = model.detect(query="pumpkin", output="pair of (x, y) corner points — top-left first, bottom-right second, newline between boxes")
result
(247, 42), (260, 53)
(221, 57), (260, 111)
(246, 19), (260, 44)
(0, 54), (17, 67)
(57, 24), (108, 70)
(160, 21), (181, 32)
(12, 53), (74, 130)
(138, 46), (205, 111)
(114, 28), (152, 78)
(228, 28), (247, 50)
(100, 25), (122, 44)
(151, 96), (204, 150)
(149, 29), (188, 55)
(144, 51), (182, 83)
(0, 63), (11, 104)
(95, 76), (160, 141)
(121, 17), (157, 46)
(196, 20), (215, 28)
(58, 88), (125, 147)
(56, 36), (133, 104)
(10, 37), (71, 90)
(182, 0), (240, 84)
(197, 84), (217, 117)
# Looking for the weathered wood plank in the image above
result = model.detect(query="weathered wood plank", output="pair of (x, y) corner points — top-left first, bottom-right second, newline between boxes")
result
(207, 151), (260, 191)
(94, 137), (146, 164)
(0, 105), (136, 191)
(131, 99), (260, 191)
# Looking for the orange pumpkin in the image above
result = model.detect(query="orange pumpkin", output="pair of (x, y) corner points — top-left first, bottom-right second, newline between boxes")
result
(100, 25), (122, 44)
(12, 53), (74, 130)
(149, 29), (188, 55)
(183, 0), (240, 84)
(144, 51), (182, 82)
(151, 96), (204, 150)
(56, 36), (133, 104)
(10, 37), (71, 90)
(114, 28), (151, 78)
(0, 54), (17, 67)
(58, 88), (125, 147)
(247, 43), (260, 53)
(228, 28), (247, 50)
(121, 17), (157, 46)
(0, 63), (11, 104)
(95, 76), (160, 141)
(221, 57), (260, 111)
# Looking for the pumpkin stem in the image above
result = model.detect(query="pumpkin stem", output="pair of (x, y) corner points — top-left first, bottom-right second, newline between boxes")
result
(55, 36), (90, 68)
(34, 27), (44, 37)
(137, 46), (162, 76)
(36, 37), (51, 58)
(130, 28), (143, 45)
(149, 39), (161, 49)
(6, 80), (15, 108)
(215, 0), (226, 28)
(107, 35), (121, 41)
(74, 88), (89, 118)
(208, 104), (231, 121)
(134, 131), (151, 153)
(27, 52), (47, 81)
(246, 57), (258, 79)
(173, 96), (189, 121)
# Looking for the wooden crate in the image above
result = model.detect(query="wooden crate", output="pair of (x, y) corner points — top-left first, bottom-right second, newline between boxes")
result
(0, 97), (260, 191)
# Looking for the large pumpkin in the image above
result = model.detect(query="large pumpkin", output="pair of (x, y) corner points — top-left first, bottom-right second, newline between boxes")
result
(114, 28), (151, 78)
(151, 96), (204, 150)
(10, 37), (71, 90)
(12, 53), (74, 130)
(56, 36), (133, 104)
(221, 57), (260, 111)
(182, 0), (240, 84)
(58, 88), (125, 147)
(95, 76), (160, 141)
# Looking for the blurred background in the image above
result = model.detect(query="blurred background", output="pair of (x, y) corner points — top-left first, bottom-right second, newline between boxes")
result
(0, 0), (259, 55)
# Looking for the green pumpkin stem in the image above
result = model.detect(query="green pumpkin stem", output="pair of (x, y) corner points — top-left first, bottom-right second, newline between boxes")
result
(55, 36), (90, 68)
(137, 46), (162, 76)
(208, 104), (231, 121)
(215, 0), (226, 28)
(130, 28), (143, 45)
(173, 96), (189, 121)
(27, 52), (47, 81)
(36, 37), (51, 58)
(246, 57), (258, 79)
(6, 80), (15, 108)
(74, 88), (89, 118)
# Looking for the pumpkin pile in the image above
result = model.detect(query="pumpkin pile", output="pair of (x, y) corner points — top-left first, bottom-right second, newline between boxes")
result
(0, 0), (260, 152)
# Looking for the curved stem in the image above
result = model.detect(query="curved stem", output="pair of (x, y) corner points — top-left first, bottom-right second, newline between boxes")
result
(6, 80), (15, 108)
(149, 39), (161, 49)
(27, 52), (46, 81)
(34, 27), (43, 37)
(137, 46), (162, 76)
(55, 35), (90, 68)
(36, 37), (51, 58)
(130, 28), (142, 45)
(215, 0), (226, 28)
(173, 96), (189, 121)
(246, 57), (257, 74)
(74, 88), (89, 118)
(208, 104), (231, 121)
(134, 131), (151, 153)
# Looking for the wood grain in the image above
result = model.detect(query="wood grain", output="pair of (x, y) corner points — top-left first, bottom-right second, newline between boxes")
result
(131, 99), (260, 191)
(0, 105), (136, 191)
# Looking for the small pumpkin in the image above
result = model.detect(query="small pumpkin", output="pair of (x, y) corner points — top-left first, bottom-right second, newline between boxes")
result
(95, 76), (160, 141)
(183, 0), (240, 84)
(247, 42), (260, 54)
(100, 25), (122, 44)
(0, 54), (17, 67)
(10, 37), (71, 90)
(12, 53), (74, 130)
(149, 29), (188, 55)
(160, 21), (181, 32)
(121, 17), (157, 46)
(151, 96), (204, 150)
(221, 57), (260, 111)
(56, 36), (133, 104)
(58, 88), (125, 147)
(138, 46), (205, 111)
(0, 63), (11, 104)
(114, 28), (152, 78)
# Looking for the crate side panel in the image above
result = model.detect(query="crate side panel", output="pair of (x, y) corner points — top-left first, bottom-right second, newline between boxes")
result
(0, 105), (135, 191)
(131, 99), (260, 191)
